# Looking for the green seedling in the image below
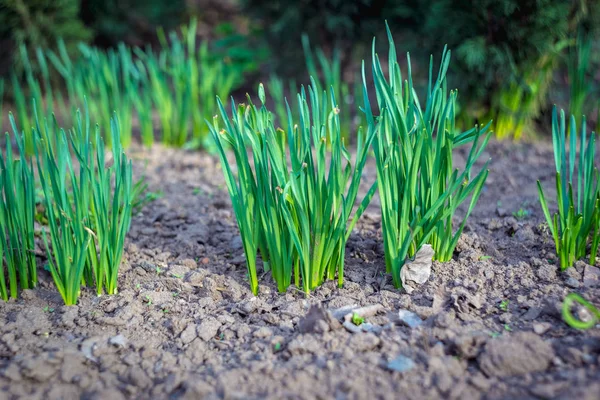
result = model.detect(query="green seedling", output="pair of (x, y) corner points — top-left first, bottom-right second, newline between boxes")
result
(43, 306), (55, 313)
(479, 255), (492, 261)
(504, 324), (512, 332)
(351, 313), (365, 326)
(145, 295), (152, 305)
(537, 107), (600, 270)
(499, 300), (509, 312)
(513, 208), (531, 220)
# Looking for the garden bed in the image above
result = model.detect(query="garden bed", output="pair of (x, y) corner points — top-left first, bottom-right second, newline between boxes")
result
(0, 139), (599, 400)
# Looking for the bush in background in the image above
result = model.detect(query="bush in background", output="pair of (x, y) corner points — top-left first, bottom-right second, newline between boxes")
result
(241, 0), (599, 138)
(80, 0), (185, 47)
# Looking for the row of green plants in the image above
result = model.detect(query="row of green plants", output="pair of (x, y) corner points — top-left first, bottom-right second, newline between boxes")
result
(215, 25), (600, 296)
(6, 19), (352, 153)
(0, 106), (134, 305)
(7, 18), (237, 152)
(212, 27), (492, 294)
(3, 23), (599, 303)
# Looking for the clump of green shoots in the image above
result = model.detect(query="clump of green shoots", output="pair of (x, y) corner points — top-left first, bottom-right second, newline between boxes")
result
(35, 107), (134, 305)
(35, 114), (92, 306)
(78, 115), (134, 295)
(537, 107), (600, 270)
(0, 119), (37, 301)
(136, 18), (236, 148)
(46, 40), (135, 148)
(210, 82), (375, 295)
(368, 25), (491, 288)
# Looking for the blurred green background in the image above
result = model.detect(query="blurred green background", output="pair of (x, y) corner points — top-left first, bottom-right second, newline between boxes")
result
(1, 0), (598, 140)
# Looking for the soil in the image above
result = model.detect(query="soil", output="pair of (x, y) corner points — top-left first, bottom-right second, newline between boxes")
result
(1, 139), (600, 400)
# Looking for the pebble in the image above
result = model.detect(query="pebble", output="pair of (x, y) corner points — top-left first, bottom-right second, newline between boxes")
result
(397, 310), (422, 328)
(109, 334), (128, 348)
(521, 307), (542, 321)
(565, 277), (581, 289)
(533, 322), (551, 335)
(386, 355), (415, 373)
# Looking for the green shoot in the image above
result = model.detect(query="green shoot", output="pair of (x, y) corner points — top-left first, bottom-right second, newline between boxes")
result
(351, 313), (365, 326)
(367, 24), (491, 288)
(499, 300), (509, 312)
(210, 82), (375, 294)
(537, 107), (600, 270)
(513, 208), (531, 220)
(0, 122), (37, 301)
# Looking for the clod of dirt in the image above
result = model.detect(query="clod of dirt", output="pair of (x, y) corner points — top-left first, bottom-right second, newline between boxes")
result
(298, 305), (341, 333)
(451, 287), (483, 318)
(450, 333), (488, 359)
(197, 317), (221, 341)
(180, 323), (198, 344)
(584, 265), (600, 287)
(478, 332), (554, 377)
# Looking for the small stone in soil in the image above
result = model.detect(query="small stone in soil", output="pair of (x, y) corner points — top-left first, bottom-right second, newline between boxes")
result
(521, 307), (542, 321)
(386, 355), (415, 373)
(109, 335), (128, 348)
(533, 323), (552, 335)
(397, 310), (422, 328)
(565, 277), (581, 289)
